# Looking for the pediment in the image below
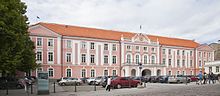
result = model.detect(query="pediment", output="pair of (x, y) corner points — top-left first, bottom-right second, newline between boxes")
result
(132, 33), (150, 43)
(197, 44), (214, 51)
(28, 24), (61, 37)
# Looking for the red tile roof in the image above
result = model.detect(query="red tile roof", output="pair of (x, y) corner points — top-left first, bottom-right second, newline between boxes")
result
(34, 22), (199, 48)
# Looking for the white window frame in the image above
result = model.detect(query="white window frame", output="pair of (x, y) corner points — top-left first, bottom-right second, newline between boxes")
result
(143, 55), (148, 64)
(48, 51), (54, 63)
(90, 69), (95, 77)
(135, 54), (140, 64)
(126, 54), (132, 64)
(81, 69), (86, 78)
(48, 68), (54, 77)
(66, 53), (72, 62)
(112, 70), (117, 76)
(151, 55), (156, 64)
(112, 56), (117, 64)
(66, 68), (72, 77)
(37, 37), (42, 46)
(90, 54), (95, 64)
(104, 44), (108, 50)
(104, 55), (109, 64)
(81, 54), (86, 63)
(47, 38), (54, 47)
(81, 42), (86, 49)
(36, 51), (43, 62)
(126, 45), (131, 51)
(103, 69), (108, 76)
(135, 46), (140, 51)
(112, 44), (117, 51)
(143, 46), (148, 52)
(66, 40), (72, 48)
(90, 42), (95, 49)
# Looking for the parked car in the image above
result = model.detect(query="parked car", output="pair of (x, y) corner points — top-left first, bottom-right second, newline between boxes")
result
(87, 77), (96, 85)
(187, 75), (198, 82)
(57, 77), (69, 82)
(149, 76), (161, 83)
(159, 76), (169, 83)
(111, 77), (140, 89)
(168, 75), (190, 83)
(132, 76), (146, 83)
(58, 77), (82, 86)
(80, 77), (89, 83)
(0, 77), (24, 89)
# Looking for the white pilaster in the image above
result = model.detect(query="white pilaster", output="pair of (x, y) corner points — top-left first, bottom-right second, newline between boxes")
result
(72, 40), (75, 65)
(57, 36), (61, 64)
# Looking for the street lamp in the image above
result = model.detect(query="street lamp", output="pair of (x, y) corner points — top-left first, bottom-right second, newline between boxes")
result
(138, 63), (143, 86)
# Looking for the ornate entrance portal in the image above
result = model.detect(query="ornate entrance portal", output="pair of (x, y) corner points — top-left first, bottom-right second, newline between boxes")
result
(142, 69), (151, 76)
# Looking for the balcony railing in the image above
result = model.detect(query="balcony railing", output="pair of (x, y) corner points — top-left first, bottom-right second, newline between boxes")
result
(123, 62), (166, 67)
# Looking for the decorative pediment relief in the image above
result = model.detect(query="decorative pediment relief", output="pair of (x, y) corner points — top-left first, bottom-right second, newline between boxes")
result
(132, 33), (150, 43)
(29, 25), (61, 37)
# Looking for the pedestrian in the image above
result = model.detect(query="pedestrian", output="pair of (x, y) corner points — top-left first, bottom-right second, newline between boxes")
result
(203, 72), (207, 84)
(211, 72), (215, 84)
(106, 76), (111, 92)
(198, 71), (203, 85)
(208, 72), (211, 84)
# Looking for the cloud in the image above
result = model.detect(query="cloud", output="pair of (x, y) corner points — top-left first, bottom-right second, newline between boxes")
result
(22, 0), (220, 44)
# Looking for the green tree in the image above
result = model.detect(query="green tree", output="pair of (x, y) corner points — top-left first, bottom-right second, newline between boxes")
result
(0, 0), (37, 76)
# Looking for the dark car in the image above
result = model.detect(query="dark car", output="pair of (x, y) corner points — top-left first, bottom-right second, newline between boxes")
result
(0, 77), (24, 89)
(149, 76), (160, 83)
(80, 77), (89, 83)
(111, 77), (140, 89)
(159, 76), (169, 83)
(132, 76), (146, 82)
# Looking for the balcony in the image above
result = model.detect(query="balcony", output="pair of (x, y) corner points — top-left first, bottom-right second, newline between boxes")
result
(123, 62), (166, 67)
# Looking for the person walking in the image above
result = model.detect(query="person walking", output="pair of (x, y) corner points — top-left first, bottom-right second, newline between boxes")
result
(203, 72), (207, 84)
(106, 76), (111, 92)
(211, 72), (215, 84)
(198, 71), (203, 85)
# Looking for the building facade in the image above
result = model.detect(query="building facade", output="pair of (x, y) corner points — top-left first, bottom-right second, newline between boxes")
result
(29, 22), (215, 79)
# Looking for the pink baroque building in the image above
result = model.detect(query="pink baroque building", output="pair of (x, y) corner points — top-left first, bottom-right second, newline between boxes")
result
(29, 22), (214, 79)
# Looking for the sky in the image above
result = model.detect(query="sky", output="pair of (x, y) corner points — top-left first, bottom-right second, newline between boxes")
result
(22, 0), (220, 44)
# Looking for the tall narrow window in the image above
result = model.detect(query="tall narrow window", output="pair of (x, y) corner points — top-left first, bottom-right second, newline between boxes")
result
(151, 56), (155, 64)
(81, 69), (86, 77)
(199, 61), (202, 67)
(144, 55), (148, 64)
(81, 54), (86, 63)
(67, 40), (72, 48)
(104, 70), (108, 76)
(182, 50), (185, 55)
(182, 60), (185, 66)
(48, 52), (53, 62)
(151, 48), (155, 53)
(90, 55), (95, 63)
(112, 44), (117, 51)
(177, 50), (180, 55)
(144, 47), (148, 52)
(162, 49), (166, 54)
(66, 69), (71, 77)
(127, 45), (131, 51)
(66, 53), (71, 62)
(36, 51), (42, 61)
(112, 56), (116, 64)
(135, 55), (139, 64)
(90, 42), (95, 49)
(104, 44), (108, 50)
(91, 69), (95, 77)
(37, 38), (42, 46)
(48, 68), (54, 77)
(162, 58), (166, 64)
(104, 55), (108, 64)
(136, 46), (140, 51)
(190, 60), (193, 67)
(168, 49), (171, 55)
(48, 39), (53, 47)
(112, 70), (117, 76)
(81, 42), (86, 49)
(177, 59), (180, 66)
(168, 59), (171, 66)
(127, 54), (131, 64)
(216, 66), (219, 72)
(190, 51), (193, 56)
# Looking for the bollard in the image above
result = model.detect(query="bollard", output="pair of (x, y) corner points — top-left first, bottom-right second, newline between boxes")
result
(31, 84), (33, 94)
(186, 76), (187, 85)
(94, 81), (96, 91)
(54, 82), (56, 93)
(6, 80), (8, 95)
(74, 81), (77, 92)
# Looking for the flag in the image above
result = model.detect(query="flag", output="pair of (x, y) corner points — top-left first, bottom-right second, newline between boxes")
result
(140, 25), (142, 30)
(37, 16), (40, 19)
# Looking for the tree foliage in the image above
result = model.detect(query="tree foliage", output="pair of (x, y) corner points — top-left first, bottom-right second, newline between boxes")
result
(0, 0), (37, 76)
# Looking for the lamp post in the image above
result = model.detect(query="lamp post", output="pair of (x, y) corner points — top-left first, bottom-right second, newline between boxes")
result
(138, 63), (143, 86)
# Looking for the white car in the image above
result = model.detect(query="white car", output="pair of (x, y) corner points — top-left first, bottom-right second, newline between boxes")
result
(58, 77), (82, 86)
(87, 77), (96, 85)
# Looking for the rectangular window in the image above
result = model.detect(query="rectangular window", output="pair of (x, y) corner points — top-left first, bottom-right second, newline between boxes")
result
(190, 51), (193, 56)
(177, 50), (180, 55)
(48, 39), (53, 47)
(168, 49), (171, 55)
(104, 55), (108, 64)
(190, 60), (193, 67)
(104, 44), (108, 50)
(36, 51), (42, 61)
(90, 55), (95, 63)
(66, 53), (71, 62)
(136, 46), (140, 51)
(199, 52), (202, 57)
(162, 49), (166, 54)
(37, 38), (42, 46)
(112, 56), (117, 64)
(48, 52), (53, 62)
(48, 68), (54, 77)
(216, 66), (219, 72)
(112, 44), (117, 51)
(151, 48), (155, 52)
(127, 45), (131, 50)
(162, 58), (166, 64)
(199, 61), (202, 67)
(81, 69), (86, 77)
(182, 50), (185, 55)
(209, 67), (212, 72)
(168, 59), (171, 66)
(81, 54), (86, 63)
(37, 68), (43, 72)
(168, 71), (171, 76)
(112, 70), (117, 76)
(81, 42), (86, 49)
(91, 69), (95, 77)
(104, 70), (108, 76)
(144, 47), (148, 52)
(177, 59), (180, 66)
(67, 40), (72, 48)
(66, 69), (71, 77)
(90, 42), (95, 49)
(182, 60), (185, 66)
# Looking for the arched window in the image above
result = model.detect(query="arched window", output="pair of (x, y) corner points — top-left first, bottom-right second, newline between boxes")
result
(127, 54), (131, 64)
(151, 55), (155, 64)
(135, 55), (140, 64)
(144, 55), (148, 64)
(66, 69), (72, 77)
(48, 68), (54, 77)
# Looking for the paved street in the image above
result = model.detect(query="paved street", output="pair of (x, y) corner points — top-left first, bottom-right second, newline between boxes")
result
(1, 82), (220, 96)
